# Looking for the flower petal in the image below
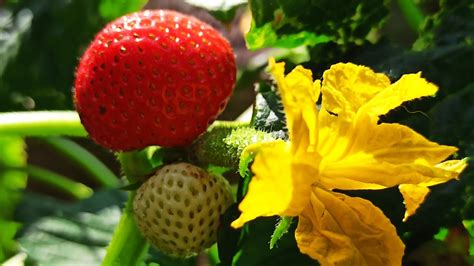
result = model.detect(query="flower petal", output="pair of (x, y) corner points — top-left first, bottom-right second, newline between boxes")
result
(268, 57), (320, 154)
(231, 140), (318, 228)
(295, 187), (404, 266)
(399, 184), (430, 222)
(361, 72), (438, 121)
(320, 122), (462, 190)
(399, 159), (467, 221)
(321, 63), (390, 119)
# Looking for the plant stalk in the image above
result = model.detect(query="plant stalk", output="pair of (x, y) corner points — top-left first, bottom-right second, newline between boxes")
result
(0, 111), (87, 137)
(42, 137), (120, 188)
(102, 191), (149, 266)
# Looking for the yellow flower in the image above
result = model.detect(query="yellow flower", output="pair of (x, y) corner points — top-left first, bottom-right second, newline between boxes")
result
(231, 58), (468, 266)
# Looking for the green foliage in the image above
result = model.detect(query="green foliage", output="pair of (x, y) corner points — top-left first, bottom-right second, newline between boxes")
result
(233, 217), (316, 266)
(1, 0), (144, 112)
(183, 0), (247, 23)
(464, 220), (474, 256)
(0, 136), (26, 262)
(99, 0), (147, 21)
(1, 0), (105, 111)
(414, 0), (474, 50)
(0, 9), (32, 77)
(251, 82), (287, 139)
(16, 190), (126, 265)
(246, 0), (389, 50)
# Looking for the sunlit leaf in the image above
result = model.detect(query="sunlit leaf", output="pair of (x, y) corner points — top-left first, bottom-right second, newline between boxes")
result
(99, 0), (147, 21)
(246, 0), (389, 50)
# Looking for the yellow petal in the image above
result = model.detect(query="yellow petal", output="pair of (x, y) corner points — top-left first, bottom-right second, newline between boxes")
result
(399, 184), (430, 222)
(268, 57), (320, 154)
(295, 187), (404, 266)
(361, 72), (438, 121)
(320, 122), (462, 190)
(321, 63), (390, 120)
(398, 159), (468, 221)
(231, 140), (318, 228)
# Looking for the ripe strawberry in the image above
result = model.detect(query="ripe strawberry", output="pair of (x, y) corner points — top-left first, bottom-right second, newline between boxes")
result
(74, 10), (236, 151)
(133, 163), (234, 257)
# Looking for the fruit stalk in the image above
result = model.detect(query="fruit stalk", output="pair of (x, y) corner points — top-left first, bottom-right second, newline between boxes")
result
(102, 190), (149, 266)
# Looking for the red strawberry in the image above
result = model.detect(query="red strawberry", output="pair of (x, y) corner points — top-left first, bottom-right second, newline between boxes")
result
(74, 10), (236, 151)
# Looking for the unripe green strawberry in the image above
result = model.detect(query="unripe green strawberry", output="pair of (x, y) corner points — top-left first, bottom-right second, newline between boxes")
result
(133, 162), (234, 257)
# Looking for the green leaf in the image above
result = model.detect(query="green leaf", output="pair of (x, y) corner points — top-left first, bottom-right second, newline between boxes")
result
(183, 0), (247, 11)
(16, 190), (127, 265)
(0, 8), (32, 77)
(1, 1), (105, 111)
(252, 82), (288, 139)
(217, 203), (243, 265)
(233, 217), (316, 266)
(246, 0), (389, 50)
(414, 0), (474, 50)
(246, 22), (331, 50)
(269, 216), (293, 249)
(183, 0), (247, 23)
(463, 220), (474, 256)
(99, 0), (147, 21)
(0, 135), (26, 262)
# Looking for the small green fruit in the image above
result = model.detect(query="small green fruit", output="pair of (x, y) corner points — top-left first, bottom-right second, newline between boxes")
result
(133, 162), (234, 257)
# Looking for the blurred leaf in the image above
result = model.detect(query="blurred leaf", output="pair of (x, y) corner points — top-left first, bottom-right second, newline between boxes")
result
(246, 0), (389, 50)
(1, 0), (105, 111)
(0, 136), (26, 262)
(15, 190), (127, 265)
(233, 217), (316, 266)
(217, 203), (242, 266)
(252, 82), (287, 139)
(463, 220), (474, 256)
(414, 0), (474, 50)
(0, 8), (32, 77)
(99, 0), (147, 21)
(269, 216), (292, 249)
(184, 0), (247, 11)
(183, 0), (247, 23)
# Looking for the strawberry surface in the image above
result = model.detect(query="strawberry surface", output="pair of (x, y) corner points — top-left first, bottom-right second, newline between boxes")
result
(74, 10), (236, 151)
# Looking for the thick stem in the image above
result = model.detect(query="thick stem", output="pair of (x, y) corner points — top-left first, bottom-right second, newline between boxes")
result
(0, 111), (87, 137)
(102, 191), (149, 266)
(397, 0), (425, 32)
(42, 137), (120, 188)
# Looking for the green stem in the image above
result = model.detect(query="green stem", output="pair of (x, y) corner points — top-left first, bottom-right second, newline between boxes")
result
(0, 111), (87, 137)
(5, 165), (93, 200)
(397, 0), (425, 32)
(41, 137), (120, 188)
(102, 191), (149, 266)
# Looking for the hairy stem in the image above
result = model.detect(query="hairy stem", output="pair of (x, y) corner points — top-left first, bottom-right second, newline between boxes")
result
(188, 122), (273, 170)
(0, 111), (87, 137)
